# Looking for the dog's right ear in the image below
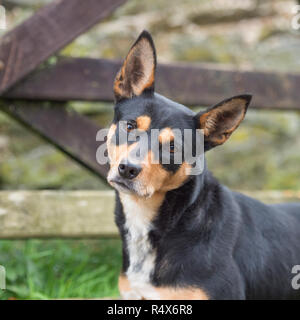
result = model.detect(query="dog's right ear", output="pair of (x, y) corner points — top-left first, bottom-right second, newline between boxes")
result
(113, 30), (157, 102)
(195, 95), (252, 151)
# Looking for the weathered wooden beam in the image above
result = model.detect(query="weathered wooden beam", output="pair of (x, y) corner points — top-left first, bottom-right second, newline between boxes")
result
(3, 57), (300, 110)
(4, 58), (120, 102)
(0, 0), (126, 94)
(0, 101), (109, 178)
(157, 64), (300, 110)
(0, 191), (117, 239)
(0, 190), (299, 239)
(243, 190), (300, 204)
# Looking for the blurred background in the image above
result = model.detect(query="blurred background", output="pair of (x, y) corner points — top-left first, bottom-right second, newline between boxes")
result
(0, 0), (300, 299)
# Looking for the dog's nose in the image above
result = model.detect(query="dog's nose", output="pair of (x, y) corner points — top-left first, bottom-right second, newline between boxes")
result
(118, 162), (141, 180)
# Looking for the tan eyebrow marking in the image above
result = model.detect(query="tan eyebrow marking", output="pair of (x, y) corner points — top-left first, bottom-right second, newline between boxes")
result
(137, 115), (151, 131)
(159, 127), (175, 144)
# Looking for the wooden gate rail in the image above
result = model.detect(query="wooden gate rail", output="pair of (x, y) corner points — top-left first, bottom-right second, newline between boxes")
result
(2, 57), (300, 110)
(0, 190), (299, 239)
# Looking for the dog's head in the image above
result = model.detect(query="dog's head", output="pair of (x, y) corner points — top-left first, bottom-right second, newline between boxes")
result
(107, 31), (251, 198)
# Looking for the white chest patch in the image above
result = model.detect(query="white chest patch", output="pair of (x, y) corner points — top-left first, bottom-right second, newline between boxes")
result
(120, 193), (160, 300)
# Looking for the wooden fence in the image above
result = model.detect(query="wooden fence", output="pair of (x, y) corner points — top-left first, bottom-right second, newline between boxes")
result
(0, 190), (300, 239)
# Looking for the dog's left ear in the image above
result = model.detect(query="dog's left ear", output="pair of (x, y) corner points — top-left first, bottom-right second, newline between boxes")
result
(113, 30), (157, 102)
(195, 95), (252, 150)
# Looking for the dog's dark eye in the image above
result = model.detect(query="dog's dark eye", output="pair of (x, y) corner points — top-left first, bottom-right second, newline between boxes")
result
(126, 121), (136, 132)
(169, 141), (175, 153)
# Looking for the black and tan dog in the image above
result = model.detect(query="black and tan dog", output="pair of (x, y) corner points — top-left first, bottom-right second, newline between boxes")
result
(107, 30), (300, 300)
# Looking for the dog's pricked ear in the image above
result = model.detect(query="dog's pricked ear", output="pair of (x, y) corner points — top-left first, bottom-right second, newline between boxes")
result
(195, 95), (252, 150)
(114, 30), (157, 102)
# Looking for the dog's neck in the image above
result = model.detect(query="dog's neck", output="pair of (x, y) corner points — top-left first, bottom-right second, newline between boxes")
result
(119, 164), (216, 235)
(119, 191), (166, 226)
(153, 170), (211, 232)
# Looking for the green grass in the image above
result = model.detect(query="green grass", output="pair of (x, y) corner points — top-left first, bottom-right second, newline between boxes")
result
(0, 239), (122, 300)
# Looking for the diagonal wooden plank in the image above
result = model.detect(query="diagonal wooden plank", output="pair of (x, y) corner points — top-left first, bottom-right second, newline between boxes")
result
(3, 57), (300, 110)
(0, 101), (110, 178)
(0, 0), (126, 94)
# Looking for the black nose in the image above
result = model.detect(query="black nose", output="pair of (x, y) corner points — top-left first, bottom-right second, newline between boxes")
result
(118, 162), (141, 180)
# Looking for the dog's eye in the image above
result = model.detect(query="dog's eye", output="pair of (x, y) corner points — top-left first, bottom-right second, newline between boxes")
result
(126, 121), (136, 132)
(169, 141), (175, 153)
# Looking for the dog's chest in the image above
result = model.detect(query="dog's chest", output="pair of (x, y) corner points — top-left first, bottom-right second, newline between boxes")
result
(120, 194), (159, 299)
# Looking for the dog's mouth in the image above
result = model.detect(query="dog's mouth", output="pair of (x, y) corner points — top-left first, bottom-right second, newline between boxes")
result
(108, 176), (154, 198)
(113, 180), (131, 190)
(108, 178), (134, 193)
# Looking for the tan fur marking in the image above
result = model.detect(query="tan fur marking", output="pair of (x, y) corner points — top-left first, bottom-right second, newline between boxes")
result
(156, 287), (209, 300)
(119, 274), (209, 300)
(107, 124), (140, 167)
(108, 142), (138, 169)
(107, 124), (140, 187)
(136, 151), (190, 196)
(106, 124), (117, 159)
(137, 115), (151, 131)
(119, 274), (132, 293)
(138, 151), (169, 196)
(107, 123), (125, 165)
(159, 127), (175, 144)
(161, 162), (191, 191)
